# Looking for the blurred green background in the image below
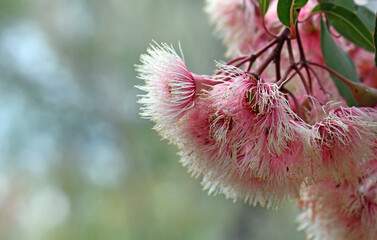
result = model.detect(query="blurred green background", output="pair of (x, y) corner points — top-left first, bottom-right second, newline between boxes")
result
(0, 0), (306, 239)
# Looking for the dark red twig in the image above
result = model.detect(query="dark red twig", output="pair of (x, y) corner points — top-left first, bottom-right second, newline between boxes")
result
(254, 28), (290, 76)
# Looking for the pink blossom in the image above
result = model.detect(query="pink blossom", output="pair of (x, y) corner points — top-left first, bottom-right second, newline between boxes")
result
(136, 42), (217, 140)
(298, 160), (377, 240)
(310, 107), (377, 184)
(205, 0), (265, 57)
(177, 100), (298, 208)
(283, 67), (345, 125)
(184, 64), (316, 206)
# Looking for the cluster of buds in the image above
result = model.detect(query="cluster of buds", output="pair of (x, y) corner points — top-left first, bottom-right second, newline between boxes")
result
(136, 0), (377, 239)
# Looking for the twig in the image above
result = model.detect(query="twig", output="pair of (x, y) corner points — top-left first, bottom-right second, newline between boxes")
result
(254, 28), (290, 76)
(307, 61), (355, 87)
(286, 38), (311, 95)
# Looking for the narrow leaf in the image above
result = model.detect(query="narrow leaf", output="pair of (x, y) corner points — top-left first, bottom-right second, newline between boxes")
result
(355, 5), (375, 32)
(320, 18), (359, 106)
(322, 0), (355, 10)
(322, 0), (375, 32)
(277, 0), (308, 27)
(277, 0), (292, 27)
(259, 0), (271, 16)
(312, 3), (374, 52)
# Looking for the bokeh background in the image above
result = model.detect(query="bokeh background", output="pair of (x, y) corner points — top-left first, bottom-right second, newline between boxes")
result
(1, 0), (374, 239)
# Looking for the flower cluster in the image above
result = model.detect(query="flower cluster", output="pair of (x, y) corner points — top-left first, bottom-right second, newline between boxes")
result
(298, 160), (377, 240)
(136, 0), (377, 239)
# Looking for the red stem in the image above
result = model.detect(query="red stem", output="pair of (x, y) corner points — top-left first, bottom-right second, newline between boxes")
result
(226, 56), (248, 66)
(307, 61), (355, 87)
(305, 64), (328, 101)
(246, 38), (278, 71)
(286, 38), (311, 95)
(254, 28), (290, 76)
(276, 63), (295, 86)
(295, 24), (306, 63)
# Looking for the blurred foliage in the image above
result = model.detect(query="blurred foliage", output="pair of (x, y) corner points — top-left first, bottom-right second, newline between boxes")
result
(0, 0), (307, 239)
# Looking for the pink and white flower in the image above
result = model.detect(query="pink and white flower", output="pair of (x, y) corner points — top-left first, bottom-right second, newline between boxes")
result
(310, 107), (377, 184)
(205, 0), (264, 57)
(298, 160), (377, 240)
(177, 64), (315, 207)
(136, 42), (217, 140)
(176, 96), (298, 209)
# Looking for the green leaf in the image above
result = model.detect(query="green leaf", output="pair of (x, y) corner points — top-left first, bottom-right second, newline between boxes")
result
(259, 0), (270, 16)
(355, 5), (375, 32)
(312, 3), (374, 52)
(374, 13), (377, 68)
(277, 0), (308, 27)
(323, 0), (375, 31)
(320, 18), (359, 106)
(322, 0), (355, 10)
